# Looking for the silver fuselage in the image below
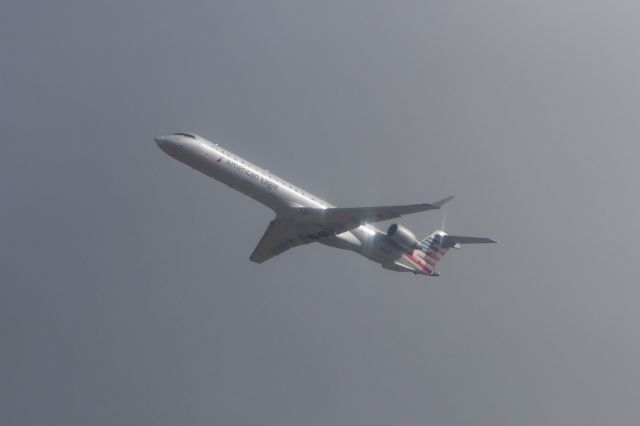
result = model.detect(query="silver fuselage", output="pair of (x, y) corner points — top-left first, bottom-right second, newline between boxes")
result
(155, 133), (404, 264)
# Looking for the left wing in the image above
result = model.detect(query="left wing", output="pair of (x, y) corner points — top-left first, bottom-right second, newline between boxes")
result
(250, 197), (454, 263)
(249, 218), (309, 264)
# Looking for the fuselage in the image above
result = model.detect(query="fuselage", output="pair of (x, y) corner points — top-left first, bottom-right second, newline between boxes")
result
(154, 133), (402, 264)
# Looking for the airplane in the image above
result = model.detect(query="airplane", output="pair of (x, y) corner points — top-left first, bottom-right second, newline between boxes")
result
(155, 133), (497, 276)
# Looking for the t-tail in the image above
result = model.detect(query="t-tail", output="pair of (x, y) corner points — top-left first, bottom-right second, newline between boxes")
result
(402, 230), (497, 276)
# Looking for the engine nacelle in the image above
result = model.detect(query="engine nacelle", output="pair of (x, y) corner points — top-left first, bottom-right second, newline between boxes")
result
(387, 224), (420, 250)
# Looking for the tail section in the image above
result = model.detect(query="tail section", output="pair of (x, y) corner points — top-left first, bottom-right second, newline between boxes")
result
(412, 231), (452, 275)
(404, 230), (497, 276)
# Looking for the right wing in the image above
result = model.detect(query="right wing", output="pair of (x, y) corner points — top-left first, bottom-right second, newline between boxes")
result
(296, 196), (454, 234)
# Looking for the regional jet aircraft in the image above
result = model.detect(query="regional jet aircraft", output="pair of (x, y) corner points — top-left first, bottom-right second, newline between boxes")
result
(155, 133), (496, 276)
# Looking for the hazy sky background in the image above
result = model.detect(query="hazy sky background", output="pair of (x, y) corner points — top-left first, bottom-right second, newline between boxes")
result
(2, 1), (640, 425)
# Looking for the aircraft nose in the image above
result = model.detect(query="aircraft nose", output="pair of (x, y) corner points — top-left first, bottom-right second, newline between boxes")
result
(154, 135), (178, 155)
(154, 135), (170, 148)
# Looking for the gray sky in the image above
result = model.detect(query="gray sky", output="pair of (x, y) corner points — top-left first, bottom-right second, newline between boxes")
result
(2, 1), (640, 425)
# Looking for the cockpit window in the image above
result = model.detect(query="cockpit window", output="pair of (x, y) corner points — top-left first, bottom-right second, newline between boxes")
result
(172, 133), (196, 139)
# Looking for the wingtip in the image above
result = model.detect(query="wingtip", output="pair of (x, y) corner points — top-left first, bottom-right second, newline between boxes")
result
(431, 195), (455, 209)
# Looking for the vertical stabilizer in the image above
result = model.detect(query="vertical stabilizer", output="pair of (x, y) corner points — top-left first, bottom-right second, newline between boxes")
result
(412, 230), (452, 274)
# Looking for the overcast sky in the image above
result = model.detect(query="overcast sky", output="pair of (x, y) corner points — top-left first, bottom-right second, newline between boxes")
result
(2, 1), (640, 425)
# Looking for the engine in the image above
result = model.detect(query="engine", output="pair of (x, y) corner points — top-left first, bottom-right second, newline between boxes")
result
(387, 224), (420, 250)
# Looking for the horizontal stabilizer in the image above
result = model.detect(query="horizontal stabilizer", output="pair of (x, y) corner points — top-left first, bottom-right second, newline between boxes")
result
(443, 235), (498, 245)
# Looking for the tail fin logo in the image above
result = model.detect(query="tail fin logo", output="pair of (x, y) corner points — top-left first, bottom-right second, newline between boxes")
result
(415, 231), (452, 273)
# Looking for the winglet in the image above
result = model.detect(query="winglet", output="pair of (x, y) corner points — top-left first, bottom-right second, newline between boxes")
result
(431, 196), (454, 209)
